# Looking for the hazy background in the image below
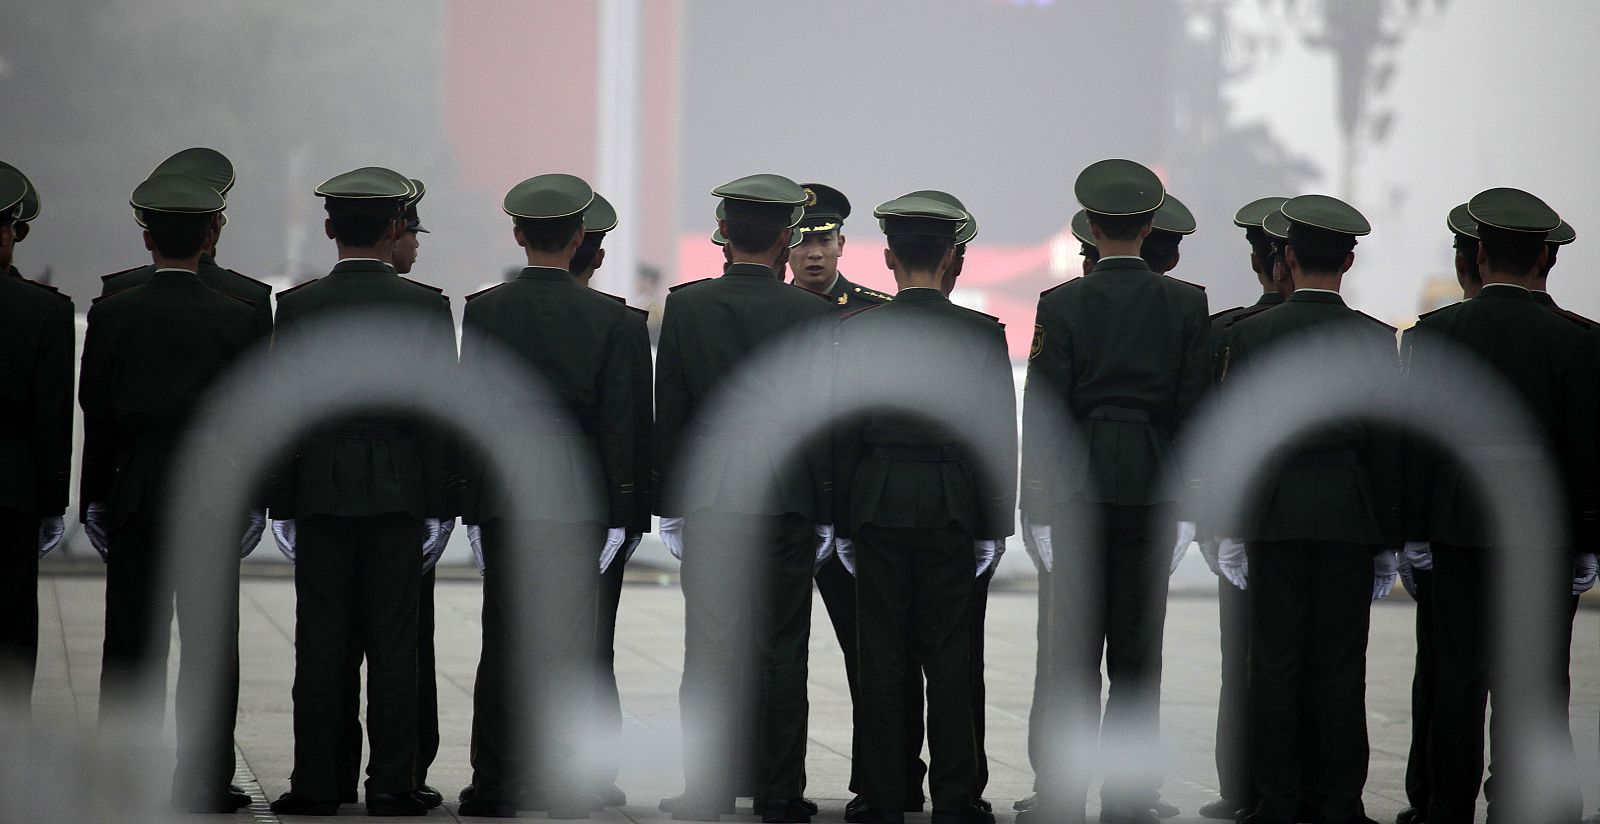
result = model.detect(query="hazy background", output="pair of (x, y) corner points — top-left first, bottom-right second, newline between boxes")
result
(4, 0), (1597, 345)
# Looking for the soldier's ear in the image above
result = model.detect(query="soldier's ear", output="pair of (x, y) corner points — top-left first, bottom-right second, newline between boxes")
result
(143, 229), (156, 253)
(883, 247), (895, 272)
(592, 248), (606, 271)
(512, 224), (527, 249)
(836, 233), (846, 255)
(1475, 242), (1488, 273)
(1338, 251), (1354, 276)
(324, 218), (336, 241)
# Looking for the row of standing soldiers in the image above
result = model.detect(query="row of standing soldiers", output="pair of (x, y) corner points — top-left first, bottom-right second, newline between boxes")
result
(0, 151), (1593, 824)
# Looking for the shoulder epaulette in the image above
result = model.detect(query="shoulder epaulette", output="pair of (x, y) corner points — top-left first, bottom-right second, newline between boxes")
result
(593, 289), (628, 305)
(223, 268), (272, 290)
(1224, 304), (1273, 328)
(624, 304), (648, 319)
(1553, 306), (1598, 328)
(1354, 310), (1397, 332)
(92, 287), (134, 305)
(1166, 275), (1206, 291)
(952, 303), (1003, 327)
(15, 275), (69, 301)
(668, 278), (711, 294)
(851, 284), (893, 302)
(219, 291), (256, 307)
(400, 276), (446, 296)
(1413, 302), (1457, 323)
(275, 278), (320, 300)
(839, 303), (884, 321)
(464, 282), (505, 302)
(100, 265), (146, 283)
(1209, 305), (1246, 322)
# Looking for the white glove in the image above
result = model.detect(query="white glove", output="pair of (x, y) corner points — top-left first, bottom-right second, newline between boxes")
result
(1573, 553), (1597, 596)
(37, 516), (65, 558)
(1021, 519), (1042, 574)
(84, 502), (110, 562)
(421, 517), (447, 572)
(1398, 551), (1417, 600)
(660, 516), (684, 561)
(1171, 521), (1196, 575)
(240, 510), (265, 558)
(1373, 549), (1400, 602)
(1198, 539), (1222, 577)
(1030, 521), (1054, 573)
(622, 533), (642, 564)
(599, 526), (627, 574)
(835, 536), (856, 575)
(1217, 537), (1248, 590)
(272, 518), (297, 563)
(813, 524), (836, 573)
(975, 538), (1004, 577)
(467, 524), (485, 575)
(1403, 540), (1432, 571)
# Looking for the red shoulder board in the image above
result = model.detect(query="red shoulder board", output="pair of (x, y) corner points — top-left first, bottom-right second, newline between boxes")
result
(100, 265), (145, 283)
(275, 277), (321, 300)
(224, 268), (271, 289)
(839, 303), (883, 321)
(1166, 275), (1206, 291)
(465, 282), (505, 302)
(668, 278), (711, 293)
(1224, 304), (1273, 328)
(400, 276), (446, 296)
(1039, 278), (1077, 298)
(92, 287), (133, 305)
(1354, 310), (1397, 332)
(1209, 305), (1246, 322)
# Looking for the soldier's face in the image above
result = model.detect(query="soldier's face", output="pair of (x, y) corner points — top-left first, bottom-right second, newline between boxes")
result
(393, 231), (420, 275)
(791, 230), (843, 291)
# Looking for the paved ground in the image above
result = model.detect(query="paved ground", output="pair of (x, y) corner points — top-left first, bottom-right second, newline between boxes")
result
(12, 566), (1600, 822)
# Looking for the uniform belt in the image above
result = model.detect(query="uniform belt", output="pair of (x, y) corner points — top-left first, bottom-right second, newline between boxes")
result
(1084, 405), (1152, 424)
(310, 422), (415, 439)
(870, 444), (962, 462)
(1459, 444), (1544, 463)
(1277, 450), (1359, 469)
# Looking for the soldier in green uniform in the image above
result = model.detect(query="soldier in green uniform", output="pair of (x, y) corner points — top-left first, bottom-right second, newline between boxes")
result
(1531, 218), (1582, 316)
(1402, 187), (1597, 824)
(1019, 160), (1209, 824)
(453, 174), (648, 818)
(101, 149), (273, 345)
(566, 190), (651, 808)
(654, 174), (831, 823)
(711, 199), (806, 280)
(1213, 195), (1400, 824)
(0, 166), (72, 728)
(80, 174), (260, 813)
(831, 194), (1014, 824)
(267, 166), (456, 818)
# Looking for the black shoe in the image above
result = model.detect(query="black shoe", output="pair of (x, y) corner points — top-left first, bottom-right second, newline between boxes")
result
(413, 784), (442, 809)
(1151, 798), (1179, 818)
(760, 798), (812, 824)
(172, 788), (251, 814)
(270, 791), (339, 816)
(459, 796), (518, 818)
(754, 797), (818, 816)
(595, 783), (627, 807)
(1014, 794), (1040, 813)
(1395, 809), (1423, 824)
(367, 792), (427, 816)
(1198, 798), (1242, 820)
(933, 803), (997, 824)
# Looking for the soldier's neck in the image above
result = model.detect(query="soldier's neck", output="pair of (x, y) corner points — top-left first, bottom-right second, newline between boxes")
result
(336, 241), (391, 263)
(893, 268), (943, 291)
(151, 252), (200, 272)
(523, 250), (571, 270)
(1481, 269), (1536, 289)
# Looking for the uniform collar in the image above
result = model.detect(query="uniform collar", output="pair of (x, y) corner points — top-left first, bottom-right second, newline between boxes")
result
(724, 262), (777, 279)
(1477, 282), (1533, 300)
(517, 265), (575, 283)
(824, 272), (848, 297)
(891, 286), (948, 302)
(1288, 288), (1345, 305)
(1089, 256), (1155, 275)
(330, 258), (396, 275)
(1256, 292), (1285, 306)
(151, 267), (202, 285)
(1530, 289), (1557, 306)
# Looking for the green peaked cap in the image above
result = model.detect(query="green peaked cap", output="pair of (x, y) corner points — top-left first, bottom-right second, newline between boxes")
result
(0, 168), (27, 219)
(1070, 210), (1093, 246)
(796, 183), (851, 235)
(711, 201), (804, 247)
(151, 148), (234, 197)
(1152, 193), (1196, 235)
(1074, 158), (1164, 217)
(713, 174), (807, 229)
(1447, 203), (1479, 240)
(1467, 187), (1560, 237)
(584, 192), (618, 233)
(902, 189), (977, 244)
(316, 166), (411, 217)
(131, 173), (226, 215)
(1261, 209), (1291, 241)
(874, 195), (966, 239)
(1549, 220), (1576, 246)
(1281, 194), (1368, 253)
(403, 178), (429, 232)
(0, 161), (40, 223)
(1233, 196), (1289, 229)
(504, 173), (593, 220)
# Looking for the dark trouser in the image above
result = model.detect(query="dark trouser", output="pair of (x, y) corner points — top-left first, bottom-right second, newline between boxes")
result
(1428, 545), (1581, 824)
(290, 513), (421, 801)
(971, 568), (993, 797)
(1246, 540), (1371, 824)
(1216, 575), (1251, 806)
(469, 518), (602, 806)
(1042, 503), (1168, 817)
(1026, 568), (1049, 792)
(594, 550), (627, 789)
(98, 515), (240, 799)
(0, 510), (37, 724)
(855, 522), (977, 814)
(338, 567), (439, 799)
(816, 553), (927, 803)
(679, 512), (813, 805)
(1404, 567), (1435, 814)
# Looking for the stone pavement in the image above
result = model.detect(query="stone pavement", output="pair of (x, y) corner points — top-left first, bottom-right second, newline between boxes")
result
(14, 567), (1600, 822)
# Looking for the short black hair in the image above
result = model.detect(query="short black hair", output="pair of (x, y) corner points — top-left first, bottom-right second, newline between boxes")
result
(1244, 227), (1274, 264)
(1286, 240), (1348, 274)
(1478, 228), (1545, 275)
(515, 214), (585, 254)
(569, 232), (606, 273)
(725, 216), (786, 255)
(145, 212), (211, 259)
(1140, 231), (1182, 272)
(328, 207), (400, 247)
(887, 235), (953, 273)
(1087, 212), (1152, 242)
(1453, 236), (1483, 283)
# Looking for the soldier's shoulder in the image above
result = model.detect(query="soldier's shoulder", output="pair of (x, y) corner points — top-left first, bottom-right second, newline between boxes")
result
(275, 277), (322, 302)
(668, 277), (712, 294)
(1164, 274), (1206, 292)
(220, 267), (272, 294)
(100, 264), (151, 292)
(1209, 305), (1246, 322)
(1351, 309), (1396, 333)
(1550, 305), (1598, 329)
(1039, 277), (1080, 299)
(1223, 304), (1274, 329)
(464, 281), (506, 303)
(847, 283), (893, 304)
(949, 302), (1005, 331)
(101, 264), (149, 283)
(838, 302), (885, 322)
(90, 285), (139, 308)
(11, 273), (71, 304)
(399, 276), (448, 301)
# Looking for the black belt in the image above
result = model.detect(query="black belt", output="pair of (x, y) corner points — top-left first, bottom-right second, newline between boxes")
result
(1278, 450), (1360, 469)
(311, 421), (414, 439)
(1084, 405), (1152, 424)
(870, 444), (962, 462)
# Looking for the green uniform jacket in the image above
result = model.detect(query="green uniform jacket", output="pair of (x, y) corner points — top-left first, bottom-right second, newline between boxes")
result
(0, 268), (74, 517)
(1403, 283), (1600, 548)
(1019, 256), (1210, 520)
(653, 262), (832, 519)
(832, 288), (1017, 540)
(458, 267), (651, 529)
(268, 259), (457, 520)
(102, 253), (272, 348)
(79, 269), (258, 529)
(825, 272), (892, 313)
(1217, 290), (1402, 546)
(1209, 292), (1284, 375)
